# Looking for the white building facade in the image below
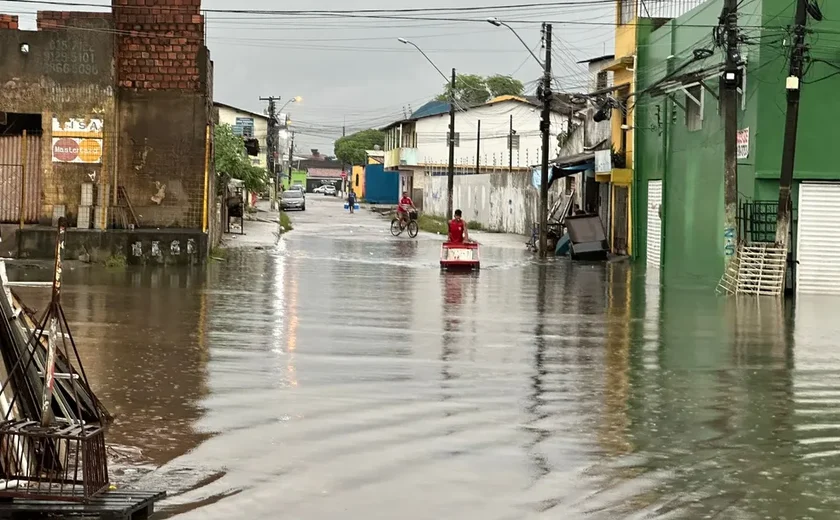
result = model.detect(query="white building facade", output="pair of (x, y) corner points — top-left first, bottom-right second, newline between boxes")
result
(383, 96), (572, 234)
(215, 102), (269, 170)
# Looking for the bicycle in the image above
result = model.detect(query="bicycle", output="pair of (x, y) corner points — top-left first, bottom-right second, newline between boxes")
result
(391, 209), (419, 238)
(526, 223), (539, 252)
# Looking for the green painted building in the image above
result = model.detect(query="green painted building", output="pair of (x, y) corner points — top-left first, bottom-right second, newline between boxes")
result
(282, 170), (307, 190)
(634, 0), (840, 293)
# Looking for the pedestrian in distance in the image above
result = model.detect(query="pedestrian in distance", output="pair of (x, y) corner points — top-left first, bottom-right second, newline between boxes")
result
(347, 190), (357, 214)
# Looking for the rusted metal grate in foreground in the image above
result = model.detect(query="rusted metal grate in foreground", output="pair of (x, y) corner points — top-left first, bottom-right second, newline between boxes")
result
(0, 420), (108, 502)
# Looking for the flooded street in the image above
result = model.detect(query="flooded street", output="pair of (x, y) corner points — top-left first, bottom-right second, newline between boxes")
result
(9, 197), (840, 519)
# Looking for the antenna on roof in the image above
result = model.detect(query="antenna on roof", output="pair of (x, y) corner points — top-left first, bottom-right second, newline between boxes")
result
(402, 106), (407, 118)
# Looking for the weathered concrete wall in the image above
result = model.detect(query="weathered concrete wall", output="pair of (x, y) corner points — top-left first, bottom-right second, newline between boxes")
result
(0, 21), (116, 225)
(424, 172), (564, 235)
(19, 227), (207, 265)
(117, 90), (209, 228)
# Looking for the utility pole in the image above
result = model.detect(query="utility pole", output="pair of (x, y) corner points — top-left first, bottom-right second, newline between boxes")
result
(341, 121), (346, 195)
(260, 96), (281, 211)
(476, 120), (481, 176)
(722, 0), (740, 264)
(509, 114), (514, 173)
(287, 131), (296, 186)
(775, 0), (810, 246)
(538, 23), (553, 258)
(447, 67), (456, 219)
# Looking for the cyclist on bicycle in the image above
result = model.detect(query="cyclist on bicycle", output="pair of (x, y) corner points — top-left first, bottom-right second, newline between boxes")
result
(397, 191), (416, 226)
(448, 209), (471, 243)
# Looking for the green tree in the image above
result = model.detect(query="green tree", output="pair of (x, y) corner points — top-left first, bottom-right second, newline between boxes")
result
(485, 74), (524, 98)
(334, 129), (385, 165)
(436, 74), (490, 105)
(436, 74), (525, 106)
(214, 123), (267, 192)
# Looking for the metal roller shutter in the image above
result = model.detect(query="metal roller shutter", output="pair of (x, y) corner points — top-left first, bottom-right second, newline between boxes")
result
(796, 183), (840, 295)
(647, 180), (663, 268)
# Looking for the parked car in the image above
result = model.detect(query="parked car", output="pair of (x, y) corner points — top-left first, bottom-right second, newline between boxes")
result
(280, 189), (305, 211)
(323, 185), (337, 196)
(313, 185), (326, 194)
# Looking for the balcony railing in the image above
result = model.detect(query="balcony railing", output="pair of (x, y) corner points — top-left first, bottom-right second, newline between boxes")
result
(620, 0), (708, 24)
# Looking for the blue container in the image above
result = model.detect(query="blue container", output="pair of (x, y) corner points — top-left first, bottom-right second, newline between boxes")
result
(344, 203), (361, 210)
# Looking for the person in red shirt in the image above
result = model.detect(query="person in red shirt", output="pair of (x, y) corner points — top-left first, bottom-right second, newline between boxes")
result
(397, 191), (416, 226)
(448, 209), (470, 243)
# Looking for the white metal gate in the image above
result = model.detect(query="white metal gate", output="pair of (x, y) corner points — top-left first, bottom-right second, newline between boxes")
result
(796, 183), (840, 295)
(647, 180), (663, 268)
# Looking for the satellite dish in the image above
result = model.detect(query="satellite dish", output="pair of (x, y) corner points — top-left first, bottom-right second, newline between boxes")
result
(374, 144), (381, 151)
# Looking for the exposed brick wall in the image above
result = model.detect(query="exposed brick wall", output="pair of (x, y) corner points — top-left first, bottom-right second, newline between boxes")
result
(114, 0), (205, 91)
(37, 11), (112, 31)
(0, 14), (19, 30)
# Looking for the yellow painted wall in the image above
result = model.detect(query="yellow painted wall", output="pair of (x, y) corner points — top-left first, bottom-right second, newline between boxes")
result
(352, 165), (364, 198)
(607, 3), (639, 256)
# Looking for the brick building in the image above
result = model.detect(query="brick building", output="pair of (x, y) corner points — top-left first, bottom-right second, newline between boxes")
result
(0, 0), (217, 263)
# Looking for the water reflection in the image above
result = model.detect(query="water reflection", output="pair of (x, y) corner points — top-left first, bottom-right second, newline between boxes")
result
(11, 221), (840, 519)
(7, 266), (211, 467)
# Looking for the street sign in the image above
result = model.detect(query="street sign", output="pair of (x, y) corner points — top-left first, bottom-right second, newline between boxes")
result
(341, 171), (347, 179)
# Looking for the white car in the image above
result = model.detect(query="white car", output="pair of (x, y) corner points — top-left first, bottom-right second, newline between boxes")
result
(313, 185), (326, 194)
(323, 185), (337, 196)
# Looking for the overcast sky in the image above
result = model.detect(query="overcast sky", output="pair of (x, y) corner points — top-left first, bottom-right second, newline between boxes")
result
(1, 0), (615, 155)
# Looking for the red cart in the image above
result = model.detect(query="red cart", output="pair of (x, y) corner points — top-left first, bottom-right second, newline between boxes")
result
(440, 241), (480, 270)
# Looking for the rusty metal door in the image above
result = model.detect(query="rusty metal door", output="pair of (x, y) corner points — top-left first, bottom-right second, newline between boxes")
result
(0, 135), (41, 223)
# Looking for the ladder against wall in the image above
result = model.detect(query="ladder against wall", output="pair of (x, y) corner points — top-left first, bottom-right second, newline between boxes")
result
(717, 243), (787, 297)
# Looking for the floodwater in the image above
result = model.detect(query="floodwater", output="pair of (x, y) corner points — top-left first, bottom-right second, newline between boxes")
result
(8, 197), (840, 519)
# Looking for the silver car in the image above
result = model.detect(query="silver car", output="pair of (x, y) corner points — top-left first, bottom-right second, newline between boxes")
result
(280, 190), (306, 211)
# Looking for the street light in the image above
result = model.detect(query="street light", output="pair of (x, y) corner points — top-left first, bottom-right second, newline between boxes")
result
(279, 96), (302, 114)
(490, 18), (554, 258)
(399, 38), (457, 219)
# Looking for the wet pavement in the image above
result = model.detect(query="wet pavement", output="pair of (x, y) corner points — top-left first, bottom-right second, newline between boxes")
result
(8, 195), (840, 519)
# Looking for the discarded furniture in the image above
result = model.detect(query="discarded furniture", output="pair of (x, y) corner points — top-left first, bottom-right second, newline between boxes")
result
(0, 219), (162, 512)
(226, 180), (245, 235)
(565, 214), (609, 261)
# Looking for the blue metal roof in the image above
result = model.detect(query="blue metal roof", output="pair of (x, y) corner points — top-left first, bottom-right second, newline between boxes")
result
(410, 100), (450, 119)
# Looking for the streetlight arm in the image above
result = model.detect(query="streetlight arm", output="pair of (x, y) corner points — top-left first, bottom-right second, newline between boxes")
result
(489, 18), (543, 69)
(400, 39), (450, 84)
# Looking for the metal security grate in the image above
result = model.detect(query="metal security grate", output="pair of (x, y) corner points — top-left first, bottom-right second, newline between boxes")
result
(739, 200), (778, 244)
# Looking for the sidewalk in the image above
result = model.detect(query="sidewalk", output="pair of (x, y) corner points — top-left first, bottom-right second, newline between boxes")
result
(220, 199), (281, 249)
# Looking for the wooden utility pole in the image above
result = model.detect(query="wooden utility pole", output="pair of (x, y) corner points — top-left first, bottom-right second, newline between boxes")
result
(775, 0), (810, 246)
(538, 23), (553, 258)
(722, 0), (740, 263)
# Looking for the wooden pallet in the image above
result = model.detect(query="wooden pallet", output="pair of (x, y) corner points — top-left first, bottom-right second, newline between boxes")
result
(0, 490), (165, 519)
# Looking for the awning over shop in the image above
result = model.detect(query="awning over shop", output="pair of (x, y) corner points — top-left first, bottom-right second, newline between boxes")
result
(547, 152), (595, 187)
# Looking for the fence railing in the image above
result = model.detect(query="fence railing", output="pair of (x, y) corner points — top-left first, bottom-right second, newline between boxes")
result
(622, 0), (708, 23)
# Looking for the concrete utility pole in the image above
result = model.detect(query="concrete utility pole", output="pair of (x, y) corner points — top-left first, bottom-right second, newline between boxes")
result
(397, 37), (456, 218)
(509, 114), (514, 173)
(775, 0), (810, 246)
(447, 67), (456, 219)
(287, 131), (296, 185)
(260, 96), (281, 211)
(476, 120), (481, 176)
(722, 0), (740, 263)
(538, 23), (553, 258)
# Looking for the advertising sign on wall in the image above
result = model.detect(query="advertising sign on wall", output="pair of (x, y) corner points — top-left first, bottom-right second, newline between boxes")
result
(51, 117), (103, 163)
(737, 127), (749, 159)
